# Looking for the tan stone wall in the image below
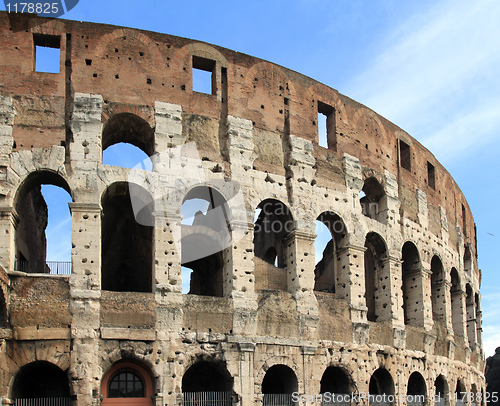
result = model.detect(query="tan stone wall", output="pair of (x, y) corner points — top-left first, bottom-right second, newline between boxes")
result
(0, 11), (484, 406)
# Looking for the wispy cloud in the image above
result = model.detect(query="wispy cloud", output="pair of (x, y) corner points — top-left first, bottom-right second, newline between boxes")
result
(346, 0), (500, 164)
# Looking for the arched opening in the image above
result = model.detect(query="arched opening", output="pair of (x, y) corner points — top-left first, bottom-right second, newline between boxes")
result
(181, 187), (231, 297)
(182, 361), (233, 406)
(314, 212), (347, 293)
(11, 361), (71, 403)
(103, 142), (153, 170)
(475, 293), (482, 346)
(463, 246), (472, 276)
(401, 242), (422, 326)
(254, 199), (294, 291)
(471, 384), (479, 406)
(407, 372), (426, 406)
(364, 232), (387, 321)
(431, 256), (445, 322)
(360, 177), (387, 221)
(450, 268), (463, 336)
(369, 368), (395, 405)
(15, 171), (72, 274)
(455, 380), (466, 406)
(320, 366), (351, 401)
(0, 288), (7, 328)
(262, 365), (298, 406)
(102, 113), (155, 158)
(101, 361), (154, 406)
(101, 182), (154, 292)
(466, 284), (476, 348)
(435, 375), (449, 406)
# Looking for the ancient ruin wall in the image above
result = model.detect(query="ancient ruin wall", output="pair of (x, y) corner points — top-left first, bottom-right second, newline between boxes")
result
(0, 12), (484, 406)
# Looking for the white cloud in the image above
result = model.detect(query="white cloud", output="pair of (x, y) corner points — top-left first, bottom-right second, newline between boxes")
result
(346, 0), (500, 163)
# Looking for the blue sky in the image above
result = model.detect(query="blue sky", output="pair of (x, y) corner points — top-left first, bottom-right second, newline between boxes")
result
(3, 0), (498, 357)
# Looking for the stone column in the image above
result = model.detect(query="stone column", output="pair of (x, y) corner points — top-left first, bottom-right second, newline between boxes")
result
(237, 342), (256, 406)
(68, 202), (102, 405)
(230, 220), (258, 335)
(421, 267), (434, 330)
(0, 95), (15, 167)
(376, 256), (404, 325)
(336, 244), (367, 323)
(154, 101), (184, 153)
(70, 93), (103, 171)
(285, 230), (319, 340)
(0, 207), (18, 271)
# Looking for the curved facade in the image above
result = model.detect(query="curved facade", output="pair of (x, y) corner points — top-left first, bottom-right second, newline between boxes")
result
(0, 11), (485, 406)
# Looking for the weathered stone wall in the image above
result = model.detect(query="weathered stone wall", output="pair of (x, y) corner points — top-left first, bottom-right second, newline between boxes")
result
(0, 11), (484, 406)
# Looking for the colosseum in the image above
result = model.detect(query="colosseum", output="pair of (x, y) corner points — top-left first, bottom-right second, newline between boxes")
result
(0, 11), (485, 406)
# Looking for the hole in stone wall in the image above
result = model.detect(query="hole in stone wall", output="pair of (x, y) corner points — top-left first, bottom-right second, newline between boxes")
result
(181, 187), (231, 297)
(318, 101), (335, 150)
(15, 172), (72, 274)
(262, 365), (298, 395)
(85, 59), (92, 66)
(33, 34), (60, 73)
(101, 182), (154, 292)
(320, 366), (351, 394)
(254, 199), (294, 291)
(431, 256), (445, 322)
(12, 361), (70, 400)
(192, 55), (215, 95)
(399, 140), (411, 171)
(427, 161), (435, 189)
(182, 361), (233, 393)
(314, 212), (347, 294)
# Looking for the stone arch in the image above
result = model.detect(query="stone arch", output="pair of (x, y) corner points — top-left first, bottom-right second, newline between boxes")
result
(364, 232), (388, 322)
(360, 175), (387, 222)
(464, 245), (473, 276)
(435, 375), (449, 406)
(13, 170), (73, 273)
(101, 359), (155, 405)
(10, 361), (71, 402)
(450, 268), (464, 336)
(262, 364), (298, 400)
(401, 241), (423, 326)
(185, 42), (229, 68)
(369, 367), (395, 403)
(182, 360), (233, 393)
(431, 255), (446, 322)
(352, 108), (388, 145)
(254, 199), (294, 291)
(94, 28), (164, 67)
(181, 185), (232, 297)
(320, 365), (354, 394)
(102, 112), (155, 157)
(245, 61), (297, 99)
(101, 181), (154, 292)
(314, 211), (347, 293)
(407, 371), (427, 406)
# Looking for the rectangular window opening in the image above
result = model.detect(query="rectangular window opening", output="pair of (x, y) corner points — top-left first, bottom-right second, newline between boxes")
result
(399, 140), (411, 171)
(462, 204), (467, 235)
(34, 34), (61, 73)
(317, 101), (336, 150)
(427, 161), (435, 189)
(192, 55), (215, 95)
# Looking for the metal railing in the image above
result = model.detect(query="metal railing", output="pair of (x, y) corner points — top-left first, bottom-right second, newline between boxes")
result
(321, 393), (351, 406)
(263, 394), (296, 406)
(14, 398), (71, 406)
(182, 391), (232, 406)
(14, 261), (72, 275)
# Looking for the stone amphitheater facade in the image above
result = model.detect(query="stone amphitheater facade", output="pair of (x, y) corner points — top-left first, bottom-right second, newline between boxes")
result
(0, 11), (485, 406)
